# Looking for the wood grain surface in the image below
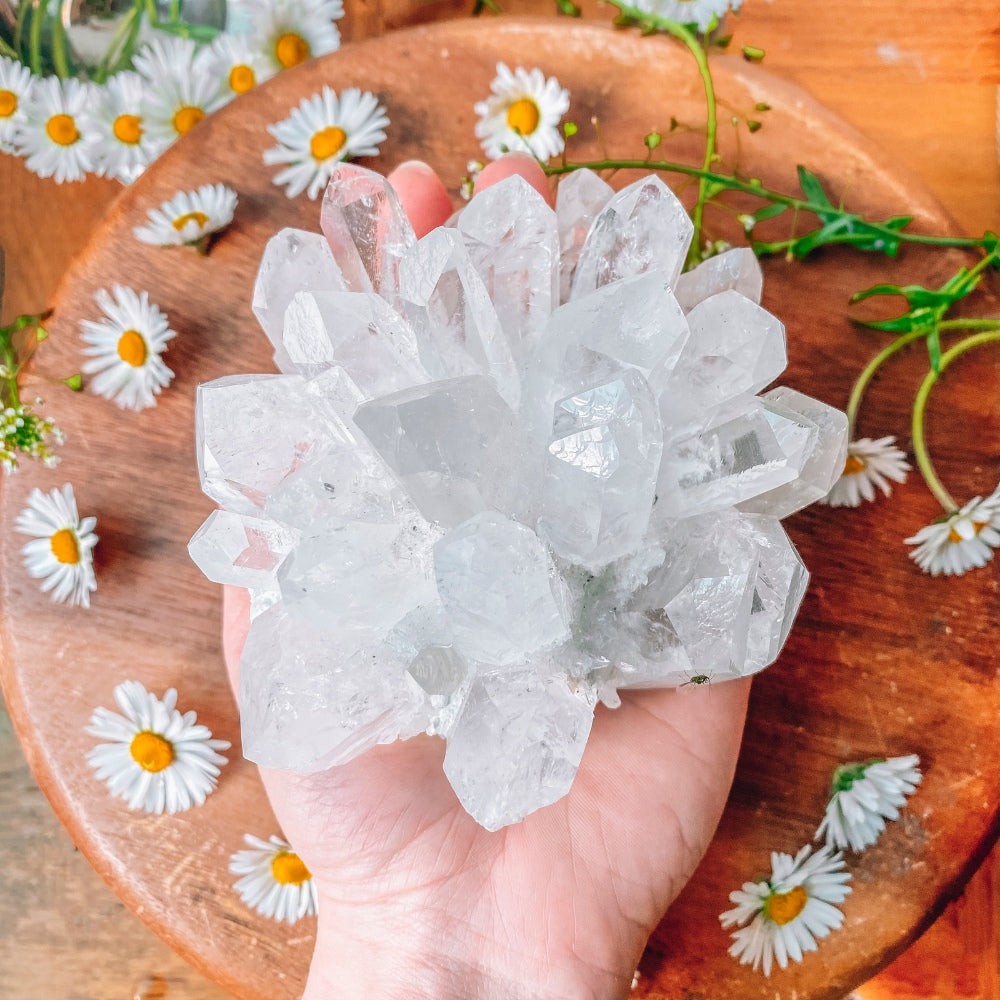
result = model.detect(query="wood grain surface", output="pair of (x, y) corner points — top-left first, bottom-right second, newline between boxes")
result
(0, 2), (998, 999)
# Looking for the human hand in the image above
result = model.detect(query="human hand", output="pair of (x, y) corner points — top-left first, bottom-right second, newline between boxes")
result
(223, 155), (751, 1000)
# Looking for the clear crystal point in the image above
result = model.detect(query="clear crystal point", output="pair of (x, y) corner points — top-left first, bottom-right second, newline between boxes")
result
(354, 375), (537, 528)
(458, 174), (559, 356)
(442, 668), (594, 831)
(737, 387), (849, 517)
(434, 510), (570, 666)
(555, 168), (613, 302)
(571, 174), (694, 297)
(253, 228), (346, 372)
(321, 163), (416, 308)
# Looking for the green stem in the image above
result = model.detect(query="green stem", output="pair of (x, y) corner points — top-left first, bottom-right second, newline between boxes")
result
(545, 158), (989, 252)
(911, 330), (1000, 513)
(938, 318), (1000, 332)
(0, 36), (18, 59)
(50, 4), (72, 79)
(28, 0), (44, 75)
(845, 329), (925, 435)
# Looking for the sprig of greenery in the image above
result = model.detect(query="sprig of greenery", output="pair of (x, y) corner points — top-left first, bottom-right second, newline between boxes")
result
(850, 248), (1000, 371)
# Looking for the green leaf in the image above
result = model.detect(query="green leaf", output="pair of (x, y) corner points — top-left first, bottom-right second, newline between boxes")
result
(796, 166), (833, 210)
(563, 121), (578, 138)
(752, 202), (789, 223)
(644, 130), (662, 150)
(742, 45), (765, 62)
(64, 373), (83, 392)
(746, 119), (763, 133)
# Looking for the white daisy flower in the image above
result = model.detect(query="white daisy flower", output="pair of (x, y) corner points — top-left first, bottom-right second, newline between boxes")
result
(17, 76), (99, 183)
(823, 436), (911, 507)
(229, 834), (318, 923)
(0, 55), (35, 151)
(633, 0), (742, 32)
(206, 32), (276, 102)
(15, 484), (98, 608)
(816, 755), (922, 853)
(80, 285), (176, 411)
(86, 680), (230, 814)
(263, 86), (389, 199)
(133, 183), (238, 251)
(905, 489), (1000, 576)
(474, 62), (570, 161)
(134, 36), (227, 148)
(89, 71), (162, 184)
(720, 844), (852, 977)
(245, 0), (343, 73)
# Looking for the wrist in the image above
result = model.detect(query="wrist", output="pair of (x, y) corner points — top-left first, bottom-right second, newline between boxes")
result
(303, 893), (634, 1000)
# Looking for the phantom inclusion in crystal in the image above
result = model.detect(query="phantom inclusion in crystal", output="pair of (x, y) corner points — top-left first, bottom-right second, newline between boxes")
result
(190, 165), (847, 830)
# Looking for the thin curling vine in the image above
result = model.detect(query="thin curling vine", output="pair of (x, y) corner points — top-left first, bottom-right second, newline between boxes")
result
(911, 329), (1000, 516)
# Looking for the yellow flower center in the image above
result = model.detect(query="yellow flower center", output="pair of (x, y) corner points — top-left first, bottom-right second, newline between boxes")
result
(116, 329), (148, 367)
(271, 851), (311, 885)
(129, 731), (175, 773)
(0, 89), (17, 118)
(46, 113), (79, 146)
(112, 113), (142, 145)
(948, 520), (988, 544)
(275, 31), (310, 69)
(172, 210), (209, 232)
(228, 63), (257, 94)
(506, 98), (540, 136)
(310, 125), (347, 161)
(50, 527), (80, 565)
(173, 105), (205, 136)
(843, 453), (866, 476)
(764, 885), (808, 926)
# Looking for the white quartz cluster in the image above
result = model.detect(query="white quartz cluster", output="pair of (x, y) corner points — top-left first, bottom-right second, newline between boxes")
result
(190, 165), (847, 830)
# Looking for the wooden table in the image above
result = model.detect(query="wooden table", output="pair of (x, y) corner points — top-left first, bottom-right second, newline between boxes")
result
(1, 1), (998, 998)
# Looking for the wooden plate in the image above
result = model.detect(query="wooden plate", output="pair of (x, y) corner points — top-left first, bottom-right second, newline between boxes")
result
(2, 19), (998, 1000)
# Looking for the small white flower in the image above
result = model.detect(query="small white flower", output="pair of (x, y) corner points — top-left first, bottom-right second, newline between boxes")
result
(133, 183), (238, 249)
(206, 31), (276, 101)
(86, 680), (230, 814)
(263, 86), (389, 199)
(905, 489), (1000, 576)
(633, 0), (742, 32)
(15, 484), (97, 607)
(474, 62), (570, 161)
(229, 833), (318, 923)
(134, 36), (226, 148)
(90, 71), (162, 184)
(816, 755), (922, 853)
(823, 436), (910, 507)
(80, 285), (176, 411)
(17, 76), (99, 183)
(720, 844), (852, 977)
(0, 55), (35, 150)
(245, 0), (343, 72)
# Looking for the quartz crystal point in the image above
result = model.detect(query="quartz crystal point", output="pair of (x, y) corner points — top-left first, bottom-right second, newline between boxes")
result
(320, 163), (416, 309)
(458, 175), (559, 355)
(572, 175), (694, 297)
(253, 229), (346, 372)
(191, 165), (847, 830)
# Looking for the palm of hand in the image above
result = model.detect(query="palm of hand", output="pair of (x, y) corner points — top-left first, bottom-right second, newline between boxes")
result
(226, 582), (748, 1000)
